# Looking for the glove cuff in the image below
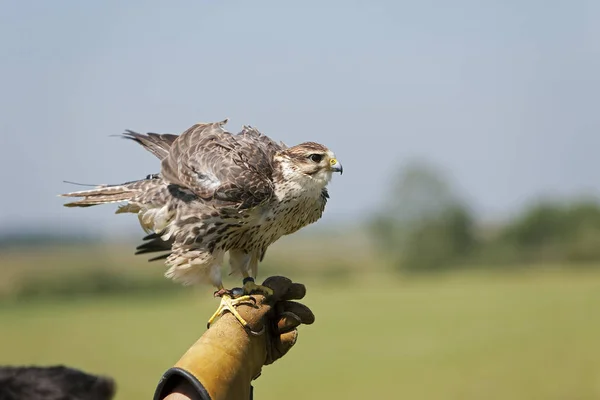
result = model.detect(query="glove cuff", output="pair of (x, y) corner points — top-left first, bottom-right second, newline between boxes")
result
(153, 367), (212, 400)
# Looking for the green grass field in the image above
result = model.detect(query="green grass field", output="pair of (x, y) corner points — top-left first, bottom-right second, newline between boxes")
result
(1, 268), (599, 399)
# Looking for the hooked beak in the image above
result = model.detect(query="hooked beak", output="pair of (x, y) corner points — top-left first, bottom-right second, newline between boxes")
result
(329, 158), (343, 175)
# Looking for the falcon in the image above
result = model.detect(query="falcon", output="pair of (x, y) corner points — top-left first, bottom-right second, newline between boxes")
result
(61, 119), (343, 328)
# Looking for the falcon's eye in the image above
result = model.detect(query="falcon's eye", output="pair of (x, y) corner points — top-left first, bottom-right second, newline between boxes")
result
(309, 154), (323, 163)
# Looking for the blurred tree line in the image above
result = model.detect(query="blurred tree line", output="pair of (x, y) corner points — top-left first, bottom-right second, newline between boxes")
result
(370, 161), (600, 272)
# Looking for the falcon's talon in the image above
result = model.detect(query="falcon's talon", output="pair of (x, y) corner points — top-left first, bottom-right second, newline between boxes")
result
(206, 294), (256, 329)
(242, 280), (274, 297)
(213, 288), (232, 298)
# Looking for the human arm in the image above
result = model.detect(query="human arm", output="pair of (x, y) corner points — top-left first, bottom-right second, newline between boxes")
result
(154, 276), (315, 400)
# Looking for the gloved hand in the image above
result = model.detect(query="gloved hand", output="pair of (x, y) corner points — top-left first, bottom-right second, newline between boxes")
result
(154, 276), (315, 400)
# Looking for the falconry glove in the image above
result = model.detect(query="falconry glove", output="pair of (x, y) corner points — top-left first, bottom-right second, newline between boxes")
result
(154, 276), (315, 400)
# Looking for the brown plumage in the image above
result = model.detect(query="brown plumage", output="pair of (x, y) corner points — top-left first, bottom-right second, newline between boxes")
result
(121, 130), (178, 160)
(61, 119), (343, 289)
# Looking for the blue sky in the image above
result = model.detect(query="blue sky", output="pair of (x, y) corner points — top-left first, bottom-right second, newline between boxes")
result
(1, 0), (599, 237)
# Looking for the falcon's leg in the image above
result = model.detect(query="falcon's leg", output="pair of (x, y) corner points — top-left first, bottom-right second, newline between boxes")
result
(230, 250), (274, 296)
(241, 274), (274, 297)
(206, 285), (256, 329)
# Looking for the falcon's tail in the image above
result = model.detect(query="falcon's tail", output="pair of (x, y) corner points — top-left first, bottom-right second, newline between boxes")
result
(62, 177), (173, 236)
(60, 177), (163, 208)
(60, 184), (138, 208)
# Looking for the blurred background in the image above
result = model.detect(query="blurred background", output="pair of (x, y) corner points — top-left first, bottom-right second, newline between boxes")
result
(1, 1), (600, 399)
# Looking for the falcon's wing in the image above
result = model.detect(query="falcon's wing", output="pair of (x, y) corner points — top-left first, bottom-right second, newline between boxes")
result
(160, 120), (284, 209)
(121, 130), (178, 160)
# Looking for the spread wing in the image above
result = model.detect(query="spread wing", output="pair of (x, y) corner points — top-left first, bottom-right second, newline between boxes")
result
(121, 130), (178, 160)
(160, 120), (285, 209)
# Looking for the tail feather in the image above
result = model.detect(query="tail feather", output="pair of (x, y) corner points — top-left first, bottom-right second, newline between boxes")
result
(61, 185), (135, 207)
(121, 130), (178, 160)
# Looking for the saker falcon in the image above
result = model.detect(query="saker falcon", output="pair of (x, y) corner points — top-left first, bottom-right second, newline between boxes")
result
(61, 119), (343, 328)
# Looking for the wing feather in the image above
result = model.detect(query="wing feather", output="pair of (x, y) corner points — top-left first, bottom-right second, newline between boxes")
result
(160, 120), (284, 209)
(121, 130), (178, 160)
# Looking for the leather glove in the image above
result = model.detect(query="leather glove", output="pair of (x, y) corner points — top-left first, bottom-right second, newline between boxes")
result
(154, 276), (315, 400)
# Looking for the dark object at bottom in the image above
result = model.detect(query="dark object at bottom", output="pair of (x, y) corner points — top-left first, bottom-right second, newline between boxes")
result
(0, 365), (116, 400)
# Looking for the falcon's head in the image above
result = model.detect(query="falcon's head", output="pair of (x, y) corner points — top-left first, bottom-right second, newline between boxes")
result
(275, 142), (343, 189)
